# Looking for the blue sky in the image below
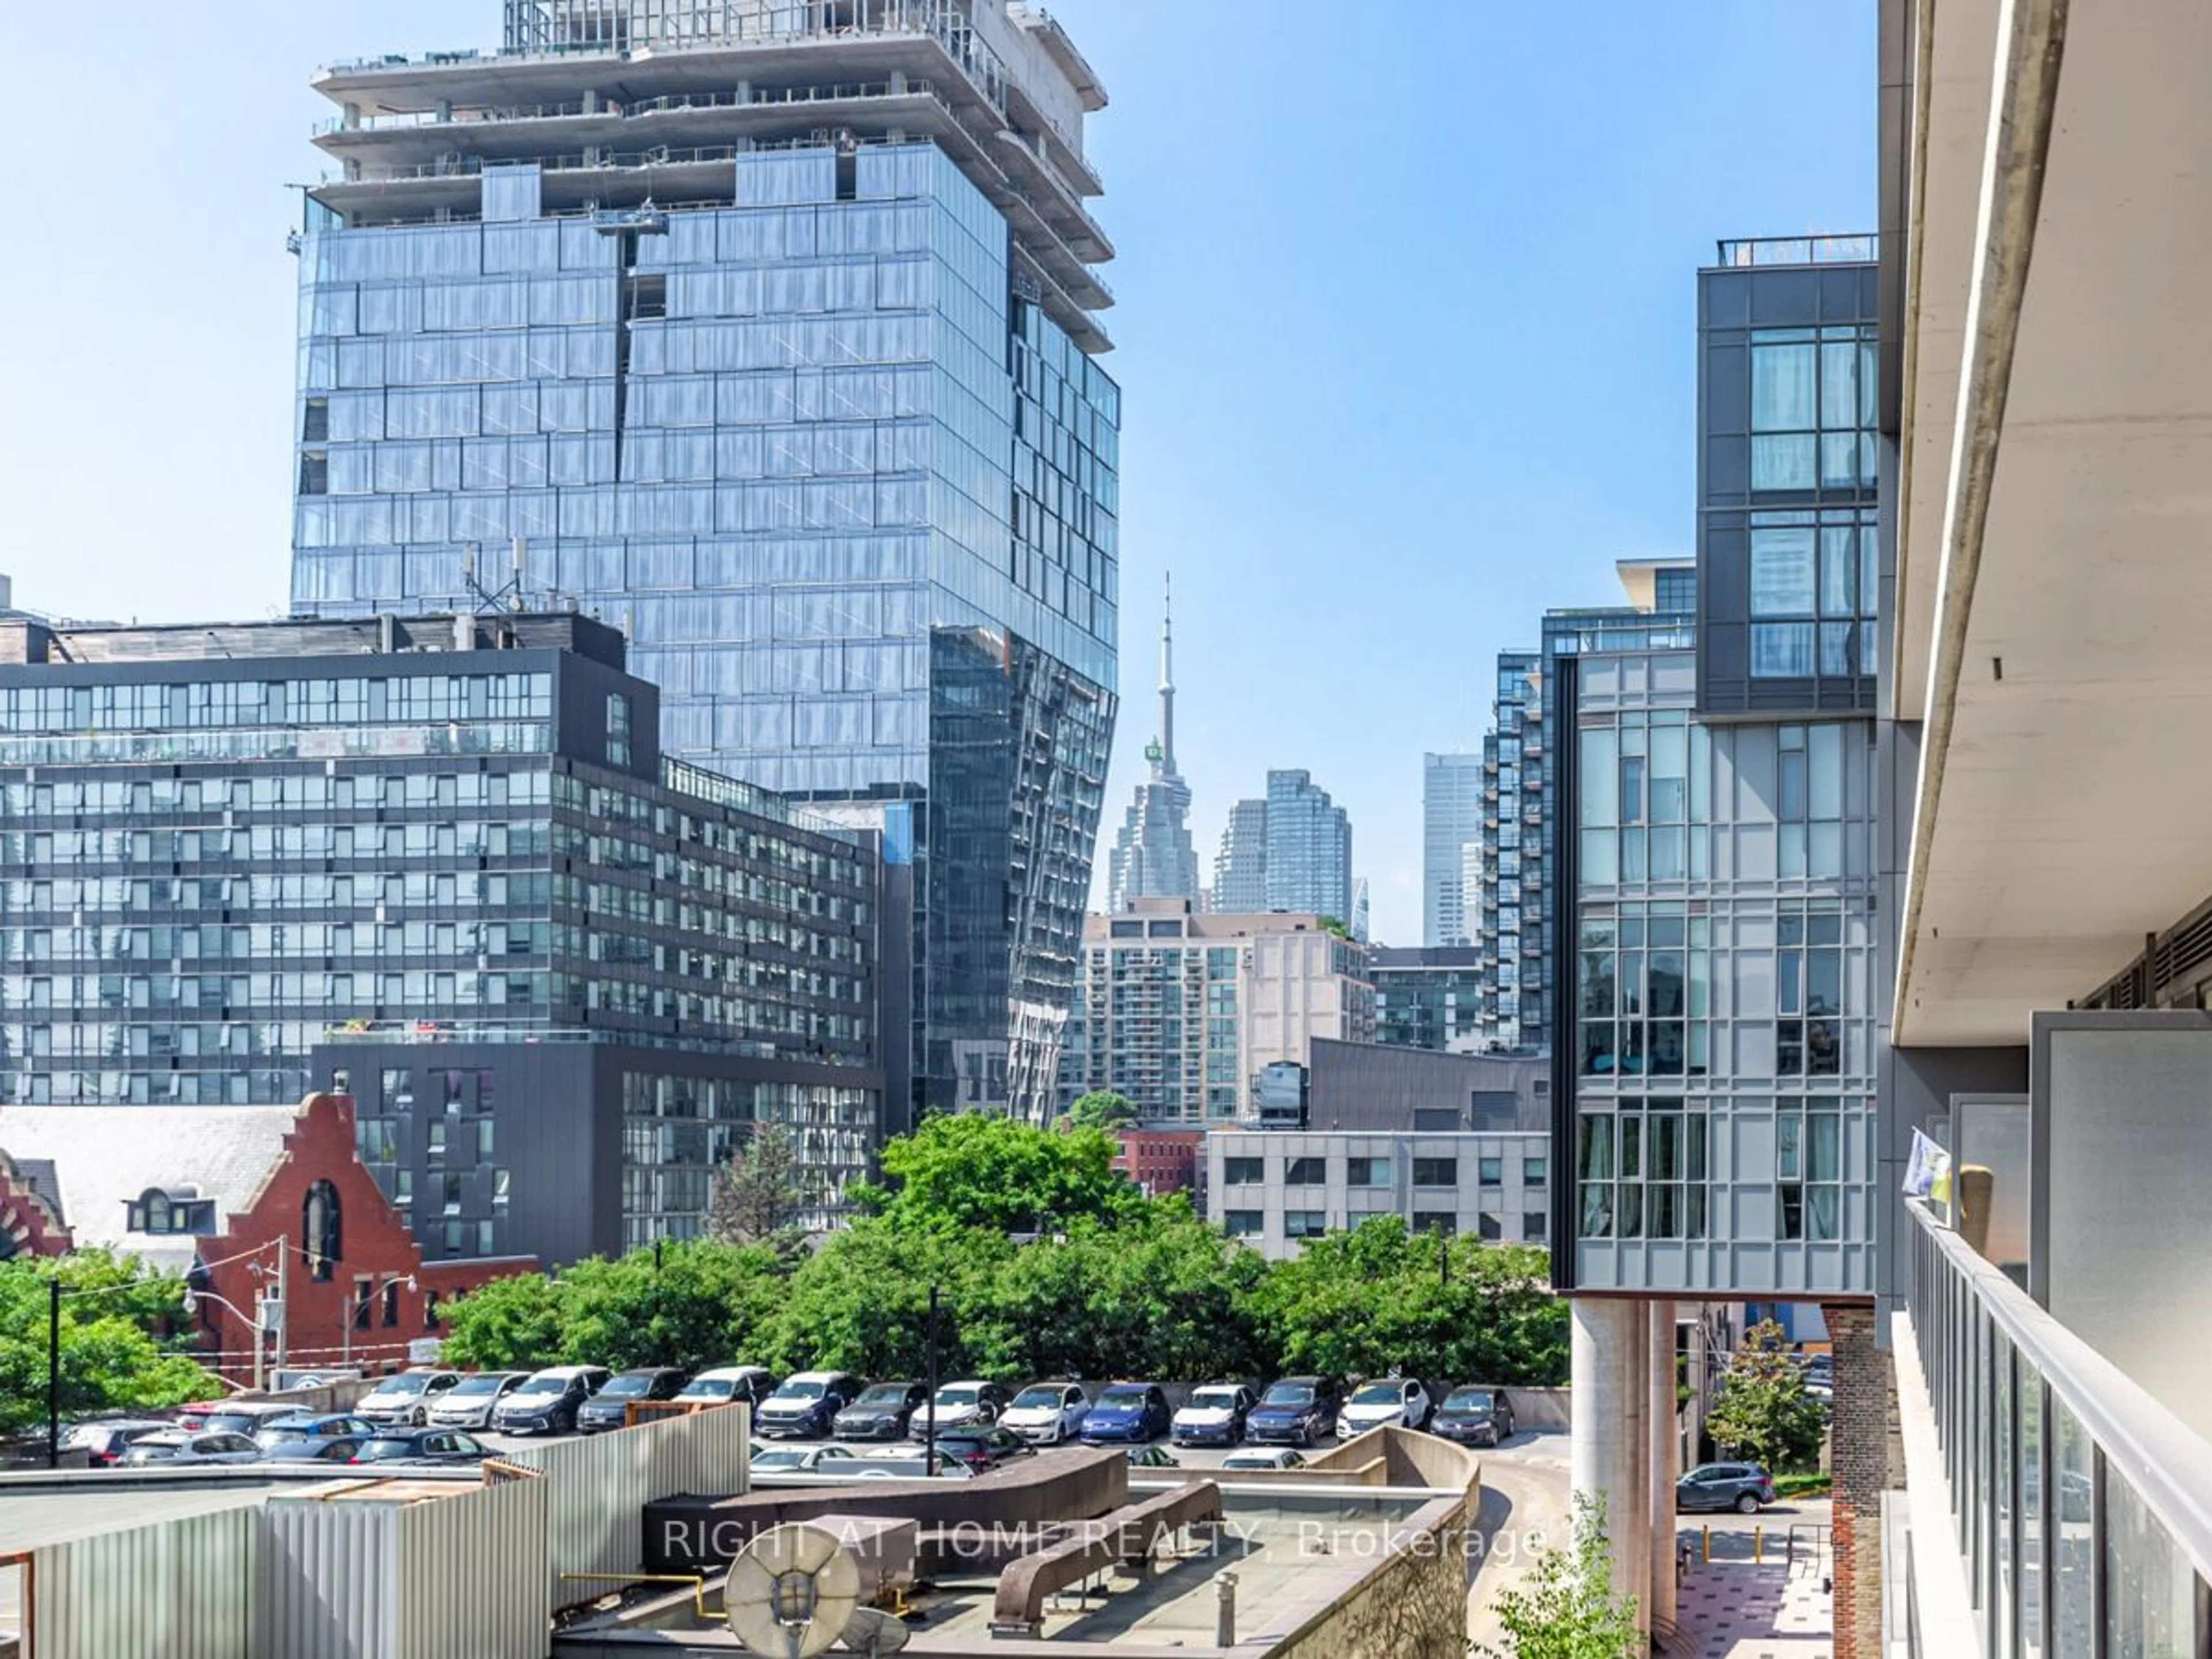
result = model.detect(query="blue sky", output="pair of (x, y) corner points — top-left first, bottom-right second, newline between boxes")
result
(0, 2), (1872, 945)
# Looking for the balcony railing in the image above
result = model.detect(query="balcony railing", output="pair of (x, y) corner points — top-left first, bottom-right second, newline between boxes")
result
(1905, 1196), (2212, 1657)
(1713, 233), (1876, 268)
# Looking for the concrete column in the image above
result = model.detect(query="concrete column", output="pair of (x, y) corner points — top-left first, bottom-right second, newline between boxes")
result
(1620, 1304), (1650, 1638)
(1570, 1298), (1650, 1619)
(1648, 1302), (1681, 1635)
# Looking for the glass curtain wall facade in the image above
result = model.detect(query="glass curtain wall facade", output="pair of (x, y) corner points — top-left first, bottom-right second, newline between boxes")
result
(289, 139), (1119, 1120)
(1696, 241), (1880, 717)
(1423, 752), (1484, 947)
(1213, 800), (1268, 914)
(1263, 770), (1353, 921)
(1560, 643), (1880, 1295)
(1476, 652), (1542, 1051)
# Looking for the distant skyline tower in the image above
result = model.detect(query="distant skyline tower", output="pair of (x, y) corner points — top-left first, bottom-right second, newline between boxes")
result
(1263, 769), (1353, 921)
(1423, 752), (1484, 945)
(1214, 798), (1270, 912)
(1106, 575), (1200, 910)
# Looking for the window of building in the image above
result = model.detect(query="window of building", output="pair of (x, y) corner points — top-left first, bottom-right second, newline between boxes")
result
(1283, 1210), (1329, 1240)
(424, 1290), (441, 1328)
(1478, 1157), (1503, 1188)
(381, 1277), (401, 1328)
(302, 397), (329, 444)
(1777, 909), (1844, 1076)
(1345, 1156), (1390, 1188)
(1223, 1157), (1263, 1185)
(1777, 1099), (1845, 1240)
(351, 1275), (373, 1330)
(1577, 1100), (1707, 1242)
(607, 692), (632, 768)
(1283, 1157), (1327, 1186)
(298, 451), (329, 497)
(302, 1180), (340, 1281)
(1223, 1210), (1263, 1237)
(1525, 1210), (1548, 1244)
(1479, 1212), (1504, 1242)
(1413, 1108), (1459, 1132)
(1413, 1211), (1456, 1237)
(1412, 1157), (1457, 1188)
(1523, 1156), (1548, 1187)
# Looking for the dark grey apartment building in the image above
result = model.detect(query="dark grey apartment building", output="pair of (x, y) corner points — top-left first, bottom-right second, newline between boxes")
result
(0, 610), (890, 1262)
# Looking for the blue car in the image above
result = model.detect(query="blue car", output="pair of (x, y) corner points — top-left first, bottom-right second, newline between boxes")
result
(1078, 1382), (1171, 1444)
(1246, 1376), (1344, 1447)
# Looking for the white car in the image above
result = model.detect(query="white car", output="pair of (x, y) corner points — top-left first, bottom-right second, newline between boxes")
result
(1002, 1382), (1091, 1445)
(425, 1372), (528, 1430)
(1222, 1447), (1306, 1471)
(1337, 1378), (1434, 1438)
(118, 1429), (264, 1467)
(357, 1369), (463, 1427)
(1172, 1383), (1255, 1449)
(749, 1443), (857, 1474)
(917, 1379), (1012, 1433)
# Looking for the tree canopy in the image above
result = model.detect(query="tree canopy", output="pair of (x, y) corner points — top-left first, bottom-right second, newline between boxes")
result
(1062, 1090), (1139, 1132)
(437, 1116), (1569, 1391)
(706, 1122), (806, 1247)
(0, 1249), (219, 1437)
(1705, 1318), (1827, 1472)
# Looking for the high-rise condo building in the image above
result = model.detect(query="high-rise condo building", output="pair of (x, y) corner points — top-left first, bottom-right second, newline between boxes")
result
(288, 0), (1123, 1124)
(1422, 752), (1483, 946)
(1212, 798), (1268, 914)
(1263, 769), (1353, 922)
(1105, 577), (1198, 910)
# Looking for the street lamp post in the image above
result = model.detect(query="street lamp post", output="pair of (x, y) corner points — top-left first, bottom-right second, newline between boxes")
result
(46, 1278), (60, 1469)
(923, 1284), (941, 1479)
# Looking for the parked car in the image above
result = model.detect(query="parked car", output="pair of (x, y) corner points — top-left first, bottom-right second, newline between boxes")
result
(253, 1413), (373, 1452)
(259, 1436), (370, 1465)
(675, 1366), (778, 1412)
(491, 1366), (611, 1436)
(60, 1418), (172, 1467)
(751, 1443), (858, 1474)
(190, 1402), (306, 1437)
(119, 1430), (263, 1467)
(357, 1369), (464, 1428)
(426, 1372), (529, 1430)
(1676, 1462), (1777, 1514)
(1078, 1382), (1173, 1444)
(1338, 1378), (1434, 1438)
(1172, 1382), (1255, 1448)
(755, 1370), (865, 1439)
(838, 1452), (974, 1480)
(1431, 1386), (1517, 1448)
(834, 1382), (930, 1442)
(1002, 1381), (1091, 1445)
(351, 1429), (490, 1467)
(577, 1366), (690, 1433)
(919, 1379), (1012, 1433)
(1247, 1376), (1344, 1447)
(1222, 1447), (1308, 1471)
(1125, 1444), (1181, 1469)
(930, 1426), (1036, 1473)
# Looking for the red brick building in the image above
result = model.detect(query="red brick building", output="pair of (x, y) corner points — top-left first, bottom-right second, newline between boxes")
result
(0, 1150), (73, 1260)
(1111, 1128), (1204, 1201)
(0, 1094), (533, 1383)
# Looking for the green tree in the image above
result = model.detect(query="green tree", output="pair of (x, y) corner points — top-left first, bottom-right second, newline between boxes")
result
(854, 1113), (1142, 1234)
(0, 1251), (219, 1437)
(706, 1123), (807, 1247)
(764, 1224), (1016, 1378)
(1705, 1318), (1827, 1472)
(1256, 1217), (1567, 1385)
(1062, 1090), (1139, 1132)
(1471, 1490), (1641, 1659)
(439, 1241), (787, 1373)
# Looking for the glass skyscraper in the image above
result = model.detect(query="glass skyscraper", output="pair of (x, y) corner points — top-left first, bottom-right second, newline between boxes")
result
(1422, 752), (1483, 946)
(287, 1), (1122, 1122)
(1262, 770), (1353, 922)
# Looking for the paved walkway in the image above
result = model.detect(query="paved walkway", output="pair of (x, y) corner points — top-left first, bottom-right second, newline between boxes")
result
(1671, 1556), (1832, 1656)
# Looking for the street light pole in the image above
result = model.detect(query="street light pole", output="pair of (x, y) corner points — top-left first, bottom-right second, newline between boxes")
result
(924, 1283), (940, 1479)
(47, 1277), (60, 1469)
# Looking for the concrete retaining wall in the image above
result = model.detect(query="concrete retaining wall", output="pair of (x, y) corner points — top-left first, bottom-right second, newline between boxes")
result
(1506, 1386), (1571, 1431)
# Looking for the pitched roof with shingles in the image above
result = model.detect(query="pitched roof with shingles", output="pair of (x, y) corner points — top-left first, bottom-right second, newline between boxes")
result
(0, 1104), (304, 1273)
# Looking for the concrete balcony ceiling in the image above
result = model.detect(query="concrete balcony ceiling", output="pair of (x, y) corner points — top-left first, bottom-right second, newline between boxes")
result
(1899, 0), (2212, 1043)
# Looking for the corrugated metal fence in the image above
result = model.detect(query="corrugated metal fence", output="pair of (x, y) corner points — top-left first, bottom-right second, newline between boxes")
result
(33, 1505), (260, 1659)
(258, 1473), (550, 1659)
(502, 1403), (750, 1606)
(21, 1407), (744, 1657)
